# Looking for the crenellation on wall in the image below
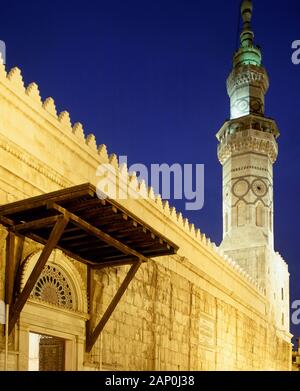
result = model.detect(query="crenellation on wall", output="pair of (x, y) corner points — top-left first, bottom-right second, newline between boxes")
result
(58, 111), (72, 131)
(7, 67), (25, 92)
(43, 97), (57, 117)
(26, 83), (42, 105)
(86, 134), (97, 151)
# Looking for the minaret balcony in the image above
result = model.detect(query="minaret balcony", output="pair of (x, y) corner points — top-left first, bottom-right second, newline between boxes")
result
(217, 115), (279, 165)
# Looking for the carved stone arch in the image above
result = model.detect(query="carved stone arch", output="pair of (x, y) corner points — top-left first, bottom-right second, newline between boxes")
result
(21, 249), (88, 313)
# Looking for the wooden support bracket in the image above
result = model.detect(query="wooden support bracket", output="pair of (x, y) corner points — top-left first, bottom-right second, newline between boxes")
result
(8, 216), (69, 334)
(86, 259), (143, 353)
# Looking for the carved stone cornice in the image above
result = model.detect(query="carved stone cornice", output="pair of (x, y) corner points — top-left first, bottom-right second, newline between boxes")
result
(218, 129), (278, 165)
(217, 114), (280, 141)
(0, 133), (72, 189)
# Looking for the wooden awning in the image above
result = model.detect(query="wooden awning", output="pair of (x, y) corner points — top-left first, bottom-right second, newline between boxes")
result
(0, 183), (178, 351)
(0, 183), (177, 267)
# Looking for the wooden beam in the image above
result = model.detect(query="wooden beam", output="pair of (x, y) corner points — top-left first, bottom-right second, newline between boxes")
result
(60, 233), (89, 243)
(84, 213), (125, 227)
(0, 183), (95, 217)
(10, 215), (59, 233)
(70, 198), (106, 213)
(77, 236), (160, 258)
(48, 203), (149, 264)
(86, 259), (143, 353)
(70, 242), (109, 253)
(26, 232), (96, 267)
(76, 246), (122, 258)
(139, 247), (170, 256)
(106, 226), (143, 236)
(104, 220), (138, 233)
(83, 251), (132, 262)
(5, 233), (15, 308)
(78, 205), (118, 219)
(62, 238), (103, 249)
(64, 227), (80, 234)
(8, 216), (69, 334)
(0, 216), (14, 227)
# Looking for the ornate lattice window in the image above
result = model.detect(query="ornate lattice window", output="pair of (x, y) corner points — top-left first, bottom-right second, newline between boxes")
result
(31, 265), (74, 309)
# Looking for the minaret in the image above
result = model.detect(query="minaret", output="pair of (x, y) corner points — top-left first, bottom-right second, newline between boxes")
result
(217, 0), (280, 287)
(217, 0), (290, 344)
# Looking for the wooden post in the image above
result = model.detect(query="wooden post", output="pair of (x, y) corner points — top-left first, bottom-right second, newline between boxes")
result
(5, 233), (15, 309)
(4, 304), (9, 371)
(86, 265), (92, 348)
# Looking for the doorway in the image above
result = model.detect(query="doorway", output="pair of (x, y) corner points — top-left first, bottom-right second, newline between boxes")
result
(29, 332), (66, 371)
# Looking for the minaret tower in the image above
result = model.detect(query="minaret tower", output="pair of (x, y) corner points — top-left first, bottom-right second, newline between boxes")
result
(217, 0), (279, 269)
(217, 2), (289, 335)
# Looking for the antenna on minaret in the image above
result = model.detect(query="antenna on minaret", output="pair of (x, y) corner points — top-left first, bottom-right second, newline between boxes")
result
(240, 0), (254, 47)
(241, 0), (253, 30)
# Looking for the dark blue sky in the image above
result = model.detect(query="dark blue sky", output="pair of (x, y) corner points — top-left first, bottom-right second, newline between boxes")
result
(1, 1), (299, 341)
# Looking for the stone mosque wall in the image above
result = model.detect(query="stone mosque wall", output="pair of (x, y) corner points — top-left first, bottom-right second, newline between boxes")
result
(0, 59), (292, 370)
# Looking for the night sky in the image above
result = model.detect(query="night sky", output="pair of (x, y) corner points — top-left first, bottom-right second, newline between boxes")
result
(1, 1), (299, 342)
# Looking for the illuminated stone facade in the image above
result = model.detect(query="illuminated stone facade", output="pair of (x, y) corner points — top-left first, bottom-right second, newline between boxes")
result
(0, 0), (292, 371)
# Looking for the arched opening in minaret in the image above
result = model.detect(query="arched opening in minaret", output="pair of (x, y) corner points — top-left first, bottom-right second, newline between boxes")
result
(237, 201), (246, 227)
(269, 211), (273, 232)
(256, 203), (265, 227)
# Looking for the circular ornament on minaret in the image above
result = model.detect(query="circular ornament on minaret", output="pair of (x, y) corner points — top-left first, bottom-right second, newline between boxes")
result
(252, 179), (268, 197)
(250, 98), (263, 114)
(232, 179), (249, 197)
(234, 98), (249, 114)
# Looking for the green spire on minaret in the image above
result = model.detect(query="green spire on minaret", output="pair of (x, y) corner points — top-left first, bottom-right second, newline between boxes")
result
(240, 0), (254, 47)
(233, 0), (262, 67)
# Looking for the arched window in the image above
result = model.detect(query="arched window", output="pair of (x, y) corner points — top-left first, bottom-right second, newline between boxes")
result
(256, 203), (265, 227)
(32, 264), (74, 309)
(237, 202), (246, 227)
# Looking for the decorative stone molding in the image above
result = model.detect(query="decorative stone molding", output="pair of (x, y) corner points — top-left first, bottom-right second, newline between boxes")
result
(0, 134), (72, 189)
(217, 115), (279, 141)
(227, 65), (269, 96)
(218, 131), (278, 165)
